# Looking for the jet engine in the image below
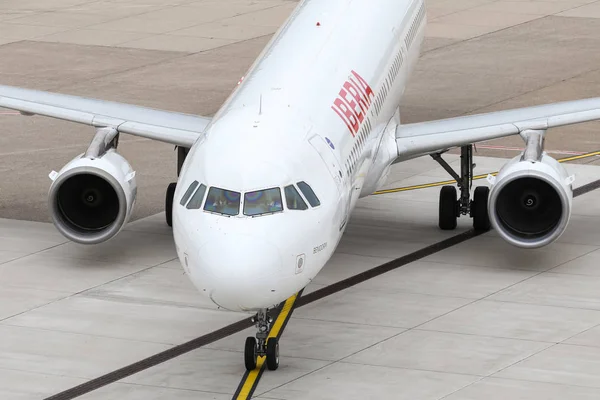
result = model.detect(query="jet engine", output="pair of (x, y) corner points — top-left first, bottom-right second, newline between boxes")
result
(48, 131), (137, 245)
(488, 153), (573, 249)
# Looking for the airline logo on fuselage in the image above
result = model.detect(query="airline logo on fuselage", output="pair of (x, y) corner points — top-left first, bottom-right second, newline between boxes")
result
(331, 70), (375, 136)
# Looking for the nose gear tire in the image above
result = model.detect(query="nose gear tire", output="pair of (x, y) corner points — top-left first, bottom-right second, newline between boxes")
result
(244, 336), (258, 371)
(439, 185), (458, 230)
(266, 337), (279, 371)
(165, 182), (176, 227)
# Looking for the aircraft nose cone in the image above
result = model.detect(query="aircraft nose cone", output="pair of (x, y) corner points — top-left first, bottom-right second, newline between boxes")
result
(198, 234), (283, 311)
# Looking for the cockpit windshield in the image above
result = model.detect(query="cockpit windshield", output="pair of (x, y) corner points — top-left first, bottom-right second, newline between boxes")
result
(297, 181), (320, 207)
(203, 187), (241, 216)
(243, 188), (283, 216)
(180, 181), (199, 206)
(186, 184), (207, 209)
(284, 185), (308, 210)
(182, 182), (319, 217)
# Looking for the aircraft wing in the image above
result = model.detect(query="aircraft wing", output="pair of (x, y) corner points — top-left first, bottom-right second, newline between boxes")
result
(0, 85), (211, 148)
(395, 97), (600, 158)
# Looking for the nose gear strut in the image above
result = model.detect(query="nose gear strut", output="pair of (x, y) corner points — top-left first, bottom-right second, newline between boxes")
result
(244, 308), (279, 371)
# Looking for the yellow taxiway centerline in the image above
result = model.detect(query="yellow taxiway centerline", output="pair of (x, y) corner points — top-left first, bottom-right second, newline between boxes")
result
(234, 293), (299, 400)
(373, 150), (600, 195)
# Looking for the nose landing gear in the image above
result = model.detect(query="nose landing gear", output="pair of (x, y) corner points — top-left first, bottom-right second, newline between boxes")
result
(244, 309), (279, 371)
(433, 145), (490, 231)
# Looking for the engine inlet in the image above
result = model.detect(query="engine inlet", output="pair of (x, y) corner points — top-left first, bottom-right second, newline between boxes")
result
(56, 173), (120, 232)
(495, 177), (563, 240)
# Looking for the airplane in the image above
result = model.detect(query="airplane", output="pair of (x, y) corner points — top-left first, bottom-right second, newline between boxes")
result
(1, 0), (600, 372)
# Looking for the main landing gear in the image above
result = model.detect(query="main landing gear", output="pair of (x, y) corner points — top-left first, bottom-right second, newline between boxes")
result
(432, 145), (490, 231)
(245, 309), (279, 371)
(165, 147), (189, 227)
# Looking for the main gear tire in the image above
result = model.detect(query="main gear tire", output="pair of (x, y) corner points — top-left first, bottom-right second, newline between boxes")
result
(165, 182), (176, 227)
(472, 186), (491, 231)
(439, 185), (458, 230)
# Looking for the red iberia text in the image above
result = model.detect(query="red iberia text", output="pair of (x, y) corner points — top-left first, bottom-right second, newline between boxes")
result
(331, 70), (375, 136)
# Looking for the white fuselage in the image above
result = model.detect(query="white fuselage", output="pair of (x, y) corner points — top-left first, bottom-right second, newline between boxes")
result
(172, 0), (426, 311)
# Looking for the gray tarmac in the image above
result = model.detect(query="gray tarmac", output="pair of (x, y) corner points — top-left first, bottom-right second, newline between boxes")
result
(2, 0), (600, 399)
(1, 0), (600, 221)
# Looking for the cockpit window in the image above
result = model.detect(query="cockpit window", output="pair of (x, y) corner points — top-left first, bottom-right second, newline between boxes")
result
(186, 183), (207, 209)
(180, 181), (199, 206)
(204, 187), (241, 216)
(244, 188), (283, 216)
(284, 185), (308, 210)
(297, 181), (321, 207)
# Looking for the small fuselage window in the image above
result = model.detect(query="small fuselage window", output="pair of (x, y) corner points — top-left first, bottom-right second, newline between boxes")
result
(244, 188), (283, 216)
(297, 181), (321, 207)
(180, 181), (199, 206)
(284, 185), (308, 210)
(204, 187), (241, 216)
(186, 183), (207, 209)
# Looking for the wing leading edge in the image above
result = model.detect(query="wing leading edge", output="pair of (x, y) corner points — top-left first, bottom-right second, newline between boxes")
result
(0, 85), (211, 147)
(395, 97), (600, 159)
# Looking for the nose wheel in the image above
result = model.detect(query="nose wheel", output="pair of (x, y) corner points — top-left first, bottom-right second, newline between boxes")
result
(432, 145), (490, 231)
(244, 309), (279, 371)
(244, 337), (258, 370)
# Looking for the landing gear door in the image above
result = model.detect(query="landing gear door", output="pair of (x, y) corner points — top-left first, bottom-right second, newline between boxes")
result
(308, 134), (343, 191)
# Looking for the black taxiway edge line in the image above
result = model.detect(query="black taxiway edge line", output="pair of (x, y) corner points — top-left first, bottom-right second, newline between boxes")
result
(574, 178), (600, 197)
(232, 289), (304, 400)
(296, 229), (483, 307)
(44, 317), (254, 400)
(46, 177), (600, 400)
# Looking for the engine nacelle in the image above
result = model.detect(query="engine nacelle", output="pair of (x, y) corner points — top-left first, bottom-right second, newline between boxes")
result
(48, 149), (137, 245)
(488, 154), (573, 248)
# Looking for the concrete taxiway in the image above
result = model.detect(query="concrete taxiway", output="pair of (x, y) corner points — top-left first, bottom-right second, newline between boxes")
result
(4, 155), (600, 400)
(2, 0), (600, 399)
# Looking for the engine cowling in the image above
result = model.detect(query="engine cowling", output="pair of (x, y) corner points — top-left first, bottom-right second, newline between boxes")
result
(48, 149), (137, 245)
(488, 154), (573, 248)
